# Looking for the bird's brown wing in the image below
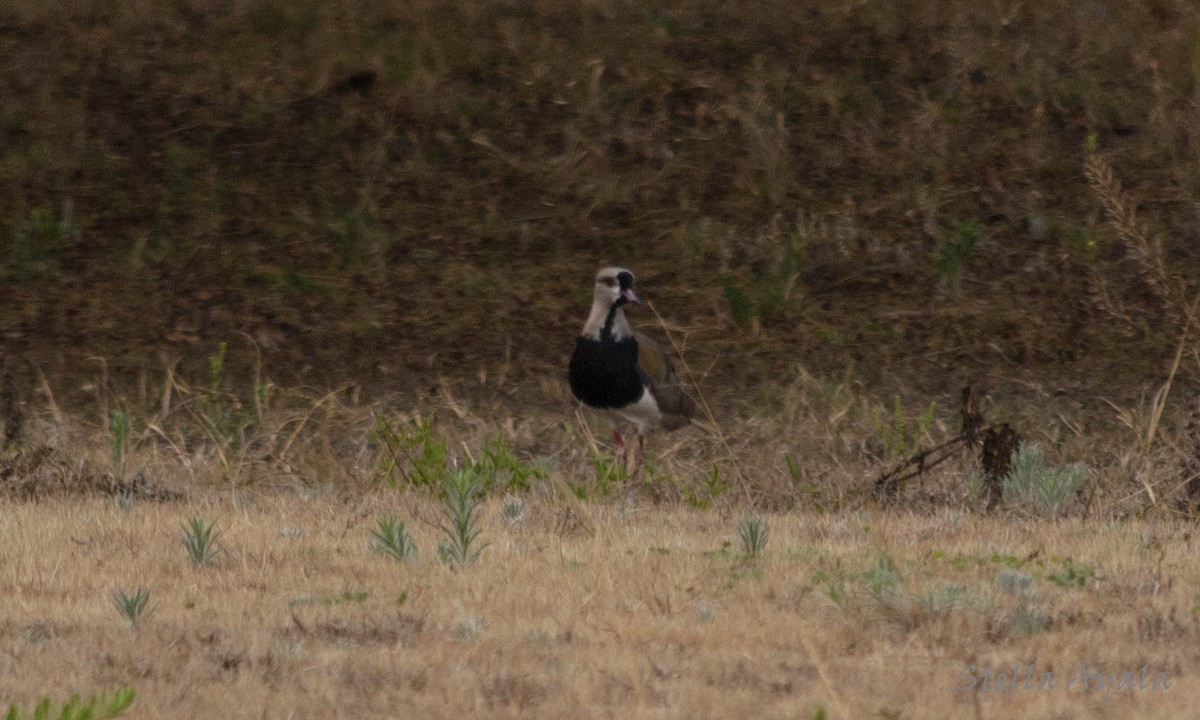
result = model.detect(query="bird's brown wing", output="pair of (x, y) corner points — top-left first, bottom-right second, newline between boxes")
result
(635, 332), (696, 430)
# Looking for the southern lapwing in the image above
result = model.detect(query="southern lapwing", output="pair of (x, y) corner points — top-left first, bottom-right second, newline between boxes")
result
(568, 267), (695, 479)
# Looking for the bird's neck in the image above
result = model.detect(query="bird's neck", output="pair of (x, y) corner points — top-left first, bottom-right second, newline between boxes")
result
(582, 301), (633, 342)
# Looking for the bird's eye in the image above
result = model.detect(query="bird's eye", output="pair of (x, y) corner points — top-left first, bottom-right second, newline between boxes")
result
(601, 277), (617, 287)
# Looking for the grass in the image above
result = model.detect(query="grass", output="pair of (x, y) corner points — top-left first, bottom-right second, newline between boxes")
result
(369, 515), (418, 561)
(999, 443), (1088, 518)
(5, 0), (1200, 716)
(1, 496), (1194, 718)
(180, 517), (223, 566)
(436, 468), (490, 567)
(737, 516), (770, 557)
(106, 409), (131, 480)
(110, 588), (152, 629)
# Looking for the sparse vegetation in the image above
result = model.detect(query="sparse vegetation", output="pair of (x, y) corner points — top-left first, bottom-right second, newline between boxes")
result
(180, 517), (223, 566)
(933, 218), (984, 298)
(107, 409), (132, 480)
(0, 496), (1186, 717)
(499, 497), (525, 524)
(1000, 444), (1087, 518)
(453, 614), (484, 642)
(370, 416), (448, 490)
(871, 396), (935, 462)
(737, 516), (769, 557)
(718, 219), (805, 328)
(436, 469), (490, 567)
(198, 342), (254, 450)
(5, 202), (79, 283)
(861, 555), (901, 600)
(369, 516), (418, 561)
(111, 588), (152, 629)
(479, 433), (548, 493)
(4, 0), (1200, 716)
(683, 465), (730, 509)
(574, 448), (629, 500)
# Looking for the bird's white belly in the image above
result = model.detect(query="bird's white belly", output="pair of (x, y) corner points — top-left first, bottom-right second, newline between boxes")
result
(611, 388), (661, 433)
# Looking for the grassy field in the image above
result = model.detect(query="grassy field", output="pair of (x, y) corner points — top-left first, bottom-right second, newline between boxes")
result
(5, 0), (1200, 717)
(0, 371), (1196, 718)
(4, 494), (1199, 718)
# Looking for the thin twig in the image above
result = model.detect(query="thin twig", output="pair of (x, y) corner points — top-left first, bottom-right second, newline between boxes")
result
(872, 433), (976, 499)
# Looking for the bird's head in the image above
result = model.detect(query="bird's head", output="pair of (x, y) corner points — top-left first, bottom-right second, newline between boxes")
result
(594, 267), (639, 309)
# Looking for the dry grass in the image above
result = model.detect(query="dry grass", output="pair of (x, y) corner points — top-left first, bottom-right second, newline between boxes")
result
(7, 1), (1200, 715)
(2, 360), (1200, 717)
(2, 493), (1197, 718)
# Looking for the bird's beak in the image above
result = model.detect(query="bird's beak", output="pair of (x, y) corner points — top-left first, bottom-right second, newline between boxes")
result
(621, 288), (640, 305)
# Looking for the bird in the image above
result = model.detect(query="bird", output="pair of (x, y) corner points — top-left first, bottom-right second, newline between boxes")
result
(568, 267), (695, 480)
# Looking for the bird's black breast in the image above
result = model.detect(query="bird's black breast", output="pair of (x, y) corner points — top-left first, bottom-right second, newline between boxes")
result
(568, 336), (644, 409)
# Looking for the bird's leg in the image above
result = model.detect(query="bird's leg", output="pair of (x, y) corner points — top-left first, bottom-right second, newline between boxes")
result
(629, 433), (646, 483)
(612, 429), (627, 472)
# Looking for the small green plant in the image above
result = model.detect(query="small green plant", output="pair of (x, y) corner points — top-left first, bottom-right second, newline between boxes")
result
(180, 517), (222, 565)
(331, 208), (391, 270)
(785, 453), (802, 480)
(321, 590), (369, 605)
(571, 448), (628, 500)
(965, 468), (985, 502)
(812, 568), (847, 605)
(499, 497), (525, 524)
(871, 395), (935, 460)
(861, 555), (900, 599)
(994, 568), (1044, 635)
(479, 433), (547, 493)
(437, 469), (489, 566)
(1012, 607), (1047, 635)
(684, 465), (730, 509)
(453, 615), (484, 641)
(371, 419), (545, 496)
(369, 516), (418, 561)
(1000, 443), (1086, 517)
(5, 201), (79, 283)
(1048, 558), (1096, 588)
(111, 588), (152, 629)
(198, 342), (254, 449)
(994, 569), (1034, 594)
(112, 490), (135, 512)
(719, 221), (805, 328)
(933, 218), (984, 297)
(738, 516), (770, 557)
(369, 415), (448, 489)
(107, 409), (132, 479)
(919, 583), (969, 616)
(4, 686), (136, 720)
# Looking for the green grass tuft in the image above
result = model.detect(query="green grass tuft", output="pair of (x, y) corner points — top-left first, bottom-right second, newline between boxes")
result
(369, 516), (418, 562)
(737, 516), (769, 557)
(437, 469), (490, 567)
(111, 588), (152, 629)
(180, 517), (223, 566)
